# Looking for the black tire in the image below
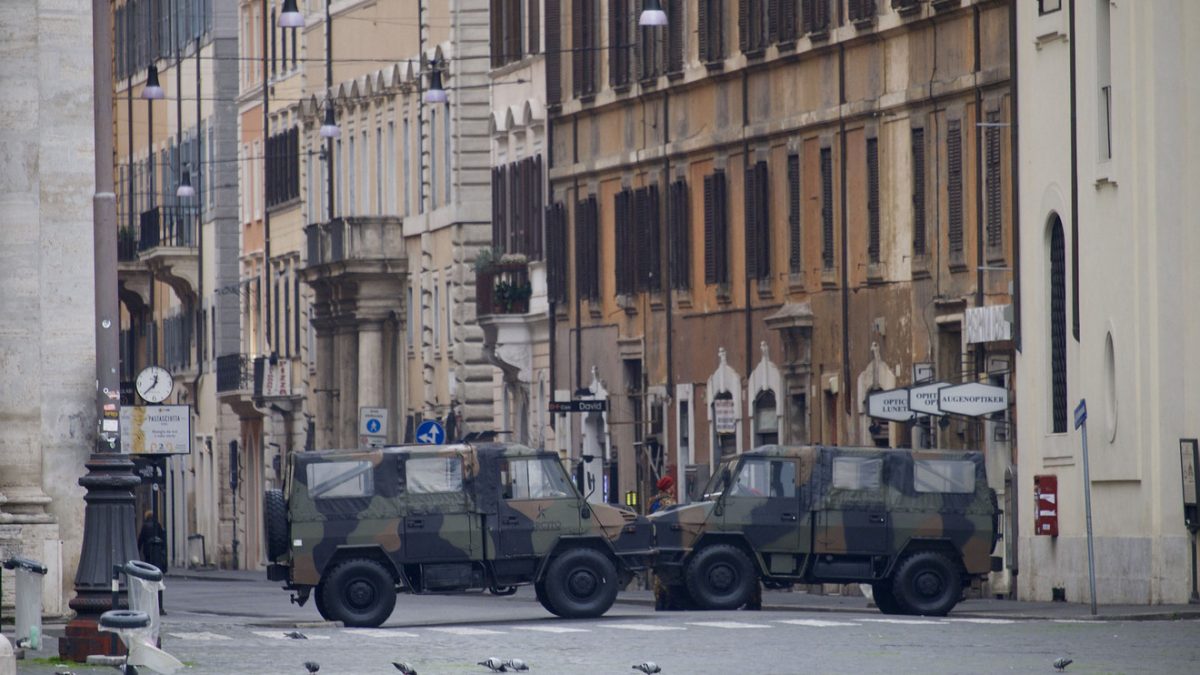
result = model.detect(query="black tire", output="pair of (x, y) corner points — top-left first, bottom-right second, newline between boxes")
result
(535, 580), (560, 616)
(891, 551), (963, 616)
(264, 489), (289, 561)
(99, 609), (151, 629)
(871, 582), (906, 615)
(314, 583), (330, 621)
(684, 544), (757, 610)
(541, 548), (620, 618)
(320, 558), (397, 627)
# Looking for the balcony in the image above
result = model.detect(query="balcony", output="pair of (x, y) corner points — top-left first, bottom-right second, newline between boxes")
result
(478, 258), (548, 385)
(139, 206), (199, 302)
(117, 224), (152, 314)
(216, 353), (261, 418)
(304, 216), (407, 277)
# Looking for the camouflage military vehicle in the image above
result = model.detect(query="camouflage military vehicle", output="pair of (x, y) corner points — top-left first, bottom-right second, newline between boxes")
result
(264, 443), (653, 627)
(650, 445), (998, 616)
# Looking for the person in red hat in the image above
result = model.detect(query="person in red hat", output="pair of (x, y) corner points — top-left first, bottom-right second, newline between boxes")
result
(649, 475), (676, 514)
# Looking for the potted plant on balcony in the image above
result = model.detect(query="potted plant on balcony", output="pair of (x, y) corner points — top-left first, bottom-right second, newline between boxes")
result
(493, 277), (533, 314)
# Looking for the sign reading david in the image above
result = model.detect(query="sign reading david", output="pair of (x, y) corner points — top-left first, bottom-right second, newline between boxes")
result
(937, 382), (1008, 417)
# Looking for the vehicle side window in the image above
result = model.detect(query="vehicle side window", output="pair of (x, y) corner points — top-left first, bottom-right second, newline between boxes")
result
(405, 456), (464, 494)
(501, 458), (574, 500)
(307, 461), (374, 499)
(913, 459), (976, 494)
(831, 457), (882, 491)
(732, 459), (797, 498)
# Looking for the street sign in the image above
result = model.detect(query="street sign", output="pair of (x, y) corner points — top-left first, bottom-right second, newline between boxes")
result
(548, 399), (609, 413)
(1074, 399), (1088, 430)
(909, 382), (950, 416)
(416, 419), (446, 445)
(913, 362), (935, 384)
(938, 382), (1009, 417)
(867, 388), (914, 422)
(120, 405), (192, 455)
(359, 407), (388, 448)
(713, 398), (737, 434)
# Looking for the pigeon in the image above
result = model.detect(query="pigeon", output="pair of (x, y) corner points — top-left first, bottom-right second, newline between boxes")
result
(504, 658), (529, 672)
(304, 662), (321, 674)
(54, 670), (77, 675)
(1053, 657), (1073, 672)
(479, 657), (508, 671)
(393, 663), (419, 675)
(633, 663), (662, 674)
(285, 630), (309, 640)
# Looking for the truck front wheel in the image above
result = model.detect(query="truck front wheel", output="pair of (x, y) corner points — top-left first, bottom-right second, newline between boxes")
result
(891, 551), (962, 616)
(320, 558), (397, 627)
(542, 548), (619, 618)
(684, 544), (757, 610)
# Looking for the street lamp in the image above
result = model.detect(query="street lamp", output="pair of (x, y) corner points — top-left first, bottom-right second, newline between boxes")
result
(278, 0), (305, 27)
(142, 64), (164, 99)
(176, 167), (194, 198)
(639, 0), (668, 26)
(319, 105), (341, 138)
(424, 59), (447, 103)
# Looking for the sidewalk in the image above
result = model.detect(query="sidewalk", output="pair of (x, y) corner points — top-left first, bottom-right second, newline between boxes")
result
(165, 566), (1200, 622)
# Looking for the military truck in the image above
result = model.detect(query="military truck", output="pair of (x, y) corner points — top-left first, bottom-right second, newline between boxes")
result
(650, 445), (999, 616)
(264, 443), (653, 627)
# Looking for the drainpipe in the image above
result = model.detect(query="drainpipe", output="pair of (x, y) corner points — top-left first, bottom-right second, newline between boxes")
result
(262, 0), (272, 353)
(742, 68), (753, 417)
(1009, 0), (1022, 352)
(1068, 0), (1080, 341)
(839, 42), (851, 429)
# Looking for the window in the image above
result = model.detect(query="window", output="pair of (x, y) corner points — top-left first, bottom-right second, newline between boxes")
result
(336, 139), (344, 217)
(446, 280), (453, 345)
(491, 0), (526, 68)
(405, 456), (464, 494)
(802, 0), (830, 36)
(914, 459), (976, 494)
(375, 127), (383, 214)
(703, 170), (729, 285)
(787, 153), (801, 273)
(985, 112), (1003, 250)
(307, 461), (374, 499)
(266, 127), (300, 208)
(636, 185), (662, 291)
(615, 188), (636, 295)
(502, 458), (575, 500)
(698, 0), (726, 64)
(547, 0), (563, 103)
(403, 117), (411, 214)
(433, 281), (441, 347)
(668, 179), (690, 290)
(1096, 0), (1112, 160)
(609, 0), (633, 89)
(361, 129), (370, 214)
(947, 119), (963, 257)
(848, 0), (876, 25)
(732, 459), (797, 498)
(572, 0), (600, 97)
(832, 456), (881, 491)
(430, 108), (438, 209)
(911, 127), (926, 256)
(1049, 215), (1068, 433)
(745, 160), (770, 281)
(667, 0), (685, 73)
(387, 121), (396, 213)
(866, 136), (880, 264)
(739, 0), (769, 55)
(820, 147), (834, 269)
(347, 135), (357, 216)
(575, 195), (600, 300)
(493, 166), (509, 250)
(546, 201), (569, 302)
(1038, 0), (1061, 14)
(444, 102), (452, 204)
(406, 287), (414, 344)
(638, 0), (666, 81)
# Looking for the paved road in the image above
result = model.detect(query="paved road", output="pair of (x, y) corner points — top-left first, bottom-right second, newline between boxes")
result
(19, 578), (1200, 674)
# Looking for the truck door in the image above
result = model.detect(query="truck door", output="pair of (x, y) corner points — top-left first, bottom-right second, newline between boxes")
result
(401, 452), (480, 562)
(722, 457), (802, 575)
(491, 456), (581, 582)
(816, 454), (889, 555)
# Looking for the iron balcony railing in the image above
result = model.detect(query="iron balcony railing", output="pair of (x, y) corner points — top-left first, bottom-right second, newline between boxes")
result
(139, 206), (198, 250)
(215, 353), (253, 394)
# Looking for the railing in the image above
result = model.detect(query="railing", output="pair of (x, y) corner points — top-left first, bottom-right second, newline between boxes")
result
(215, 353), (252, 393)
(118, 226), (140, 262)
(476, 261), (532, 316)
(304, 216), (405, 269)
(139, 206), (198, 251)
(305, 219), (348, 266)
(163, 310), (194, 373)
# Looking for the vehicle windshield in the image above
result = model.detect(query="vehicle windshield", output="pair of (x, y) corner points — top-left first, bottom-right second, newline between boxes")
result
(502, 457), (577, 500)
(701, 459), (738, 500)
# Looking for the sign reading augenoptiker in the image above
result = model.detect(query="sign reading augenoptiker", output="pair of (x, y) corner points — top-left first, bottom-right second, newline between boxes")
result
(120, 405), (192, 455)
(937, 382), (1009, 417)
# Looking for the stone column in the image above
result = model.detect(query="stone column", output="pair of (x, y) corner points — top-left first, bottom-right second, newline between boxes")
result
(336, 319), (359, 447)
(313, 320), (335, 450)
(358, 320), (384, 409)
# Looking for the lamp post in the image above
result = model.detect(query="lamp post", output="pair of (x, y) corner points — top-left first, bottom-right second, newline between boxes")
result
(59, 0), (141, 661)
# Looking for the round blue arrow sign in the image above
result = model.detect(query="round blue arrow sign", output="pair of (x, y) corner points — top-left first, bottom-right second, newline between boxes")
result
(416, 420), (445, 445)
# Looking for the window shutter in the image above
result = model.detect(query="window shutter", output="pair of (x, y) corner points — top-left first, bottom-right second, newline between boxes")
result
(509, 0), (523, 62)
(739, 0), (749, 53)
(547, 0), (563, 104)
(986, 112), (1002, 250)
(755, 161), (770, 279)
(533, 156), (545, 259)
(744, 164), (758, 280)
(647, 184), (662, 290)
(698, 0), (710, 62)
(768, 0), (779, 44)
(667, 0), (684, 73)
(610, 0), (622, 87)
(615, 189), (634, 295)
(704, 174), (717, 284)
(576, 196), (590, 299)
(491, 0), (503, 67)
(669, 179), (691, 289)
(528, 0), (540, 54)
(820, 148), (834, 269)
(787, 153), (801, 273)
(867, 136), (880, 264)
(1050, 220), (1067, 433)
(947, 119), (963, 255)
(715, 170), (729, 284)
(911, 127), (926, 256)
(589, 196), (600, 299)
(512, 161), (524, 253)
(572, 0), (585, 97)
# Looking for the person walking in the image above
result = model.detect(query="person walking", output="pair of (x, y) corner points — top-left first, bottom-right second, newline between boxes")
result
(138, 510), (166, 572)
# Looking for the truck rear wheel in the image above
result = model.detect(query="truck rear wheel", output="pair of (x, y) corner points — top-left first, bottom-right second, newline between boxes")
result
(684, 544), (757, 610)
(263, 489), (288, 561)
(320, 558), (397, 627)
(891, 551), (962, 616)
(870, 582), (906, 615)
(542, 548), (619, 618)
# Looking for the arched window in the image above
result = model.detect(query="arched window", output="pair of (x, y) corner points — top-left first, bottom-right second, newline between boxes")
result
(1049, 214), (1068, 433)
(753, 390), (778, 447)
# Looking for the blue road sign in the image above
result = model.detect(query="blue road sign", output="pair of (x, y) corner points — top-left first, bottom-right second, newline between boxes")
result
(416, 420), (446, 445)
(1074, 399), (1087, 430)
(366, 418), (382, 434)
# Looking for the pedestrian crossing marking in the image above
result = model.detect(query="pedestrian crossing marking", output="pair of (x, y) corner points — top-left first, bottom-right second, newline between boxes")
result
(945, 618), (1016, 625)
(686, 621), (772, 629)
(167, 631), (232, 641)
(251, 630), (332, 640)
(605, 623), (687, 632)
(776, 619), (861, 628)
(512, 626), (591, 633)
(343, 628), (421, 638)
(860, 618), (944, 625)
(428, 627), (506, 635)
